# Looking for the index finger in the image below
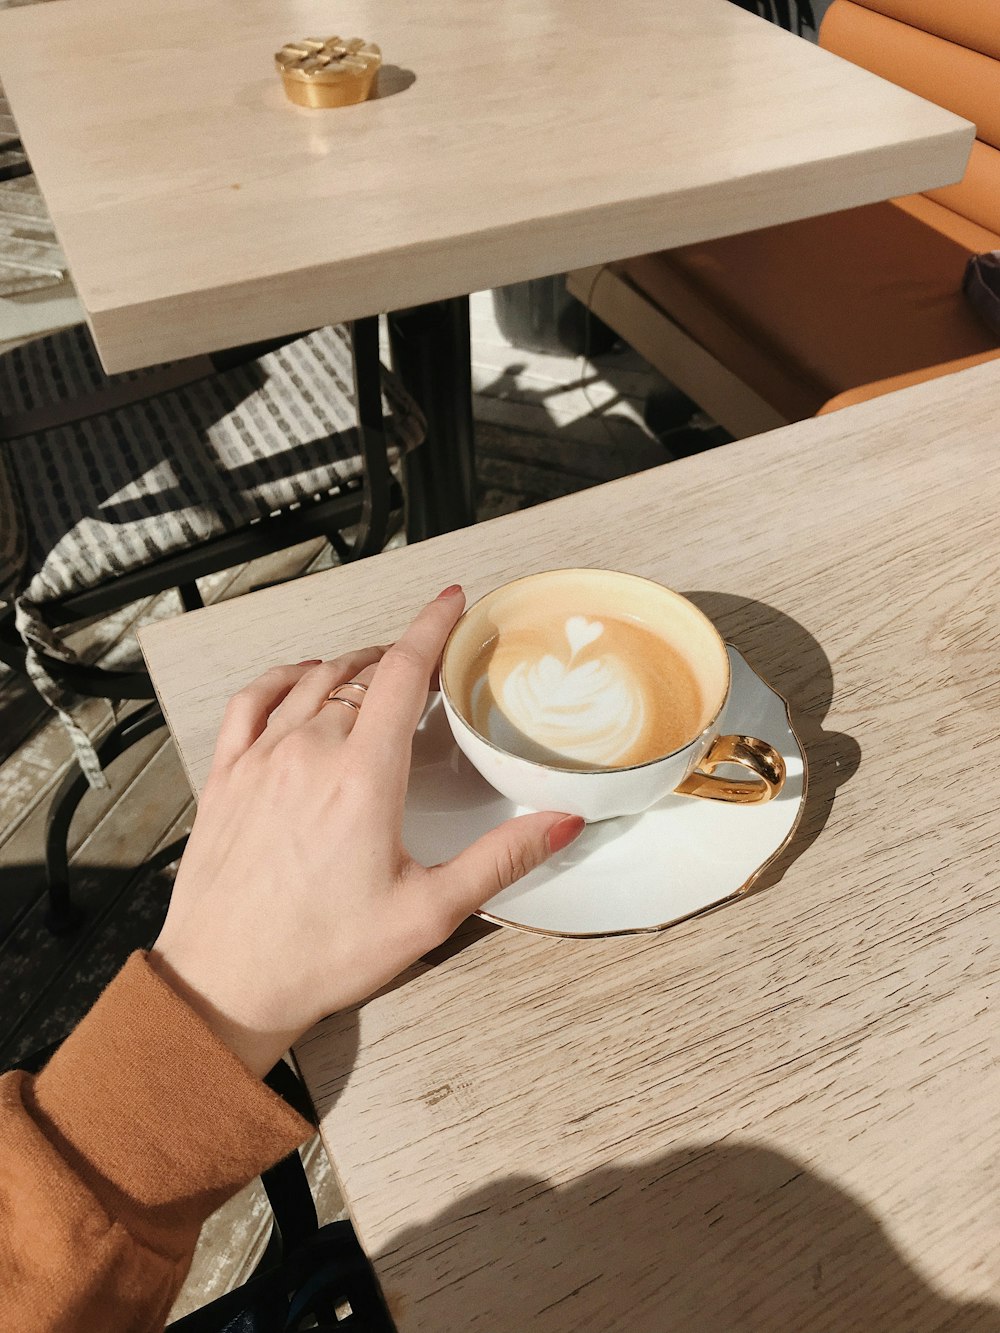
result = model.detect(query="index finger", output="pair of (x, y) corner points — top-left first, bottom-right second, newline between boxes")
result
(346, 585), (465, 769)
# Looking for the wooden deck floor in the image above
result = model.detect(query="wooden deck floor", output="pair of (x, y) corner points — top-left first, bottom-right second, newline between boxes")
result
(0, 291), (671, 1315)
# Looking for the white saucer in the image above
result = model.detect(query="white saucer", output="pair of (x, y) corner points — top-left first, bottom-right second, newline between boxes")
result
(403, 646), (806, 937)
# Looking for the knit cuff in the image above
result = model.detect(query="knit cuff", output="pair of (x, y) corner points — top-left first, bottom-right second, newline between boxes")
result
(29, 951), (313, 1258)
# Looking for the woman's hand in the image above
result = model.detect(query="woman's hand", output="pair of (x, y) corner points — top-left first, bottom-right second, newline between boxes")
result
(150, 585), (583, 1076)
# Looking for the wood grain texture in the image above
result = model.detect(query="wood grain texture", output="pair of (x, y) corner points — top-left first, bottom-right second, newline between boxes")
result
(0, 0), (973, 371)
(140, 360), (1000, 1329)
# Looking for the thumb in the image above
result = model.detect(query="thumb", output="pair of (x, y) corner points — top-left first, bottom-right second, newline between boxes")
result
(431, 811), (586, 920)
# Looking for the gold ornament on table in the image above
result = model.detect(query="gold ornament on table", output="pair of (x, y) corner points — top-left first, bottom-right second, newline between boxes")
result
(275, 37), (382, 108)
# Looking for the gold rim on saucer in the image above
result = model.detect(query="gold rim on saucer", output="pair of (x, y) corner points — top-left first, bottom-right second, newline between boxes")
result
(275, 37), (382, 109)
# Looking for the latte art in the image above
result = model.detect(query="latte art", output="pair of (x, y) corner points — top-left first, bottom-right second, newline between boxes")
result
(462, 611), (707, 771)
(493, 626), (646, 765)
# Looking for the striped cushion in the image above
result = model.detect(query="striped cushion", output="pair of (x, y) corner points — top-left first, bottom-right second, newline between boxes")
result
(3, 322), (423, 608)
(0, 316), (181, 415)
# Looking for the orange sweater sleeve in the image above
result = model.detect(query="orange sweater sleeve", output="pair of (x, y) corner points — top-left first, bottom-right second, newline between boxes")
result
(0, 951), (313, 1333)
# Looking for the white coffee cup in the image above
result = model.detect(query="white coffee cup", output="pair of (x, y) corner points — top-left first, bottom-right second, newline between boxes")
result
(439, 569), (785, 822)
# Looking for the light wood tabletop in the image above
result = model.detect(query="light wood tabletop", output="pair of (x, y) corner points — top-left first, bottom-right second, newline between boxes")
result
(0, 0), (973, 372)
(140, 362), (1000, 1330)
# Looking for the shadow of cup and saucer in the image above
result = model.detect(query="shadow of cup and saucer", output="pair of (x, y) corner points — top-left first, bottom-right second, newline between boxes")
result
(683, 591), (861, 901)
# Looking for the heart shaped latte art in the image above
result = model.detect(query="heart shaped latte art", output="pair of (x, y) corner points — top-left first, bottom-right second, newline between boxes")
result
(565, 615), (604, 658)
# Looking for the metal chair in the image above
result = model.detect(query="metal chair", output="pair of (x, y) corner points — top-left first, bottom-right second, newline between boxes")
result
(0, 315), (424, 933)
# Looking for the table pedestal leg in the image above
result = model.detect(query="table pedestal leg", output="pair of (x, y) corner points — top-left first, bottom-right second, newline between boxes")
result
(387, 297), (477, 541)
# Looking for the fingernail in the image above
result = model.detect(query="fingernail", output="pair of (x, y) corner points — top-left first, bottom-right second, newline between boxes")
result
(436, 584), (463, 600)
(547, 815), (586, 854)
(296, 658), (322, 666)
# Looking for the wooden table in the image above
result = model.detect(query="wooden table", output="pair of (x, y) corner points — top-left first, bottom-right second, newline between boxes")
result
(0, 0), (974, 537)
(140, 362), (1000, 1330)
(0, 0), (973, 371)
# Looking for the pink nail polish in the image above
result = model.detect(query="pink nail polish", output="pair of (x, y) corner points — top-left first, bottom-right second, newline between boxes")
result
(436, 584), (463, 600)
(547, 815), (586, 854)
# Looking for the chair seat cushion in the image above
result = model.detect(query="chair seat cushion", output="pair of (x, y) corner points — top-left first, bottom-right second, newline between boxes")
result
(2, 323), (423, 607)
(619, 195), (1000, 420)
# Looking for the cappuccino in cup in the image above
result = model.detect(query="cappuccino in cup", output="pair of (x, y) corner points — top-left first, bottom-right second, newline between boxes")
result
(453, 601), (706, 770)
(440, 570), (785, 821)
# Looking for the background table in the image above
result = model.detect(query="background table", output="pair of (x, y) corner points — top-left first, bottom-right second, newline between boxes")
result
(0, 0), (972, 370)
(0, 0), (974, 537)
(141, 361), (1000, 1330)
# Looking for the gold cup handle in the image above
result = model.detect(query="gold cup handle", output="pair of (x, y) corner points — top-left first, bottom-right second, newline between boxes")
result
(675, 734), (785, 804)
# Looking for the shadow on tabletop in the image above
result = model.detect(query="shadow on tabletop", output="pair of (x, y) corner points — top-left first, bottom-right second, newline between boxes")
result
(375, 1143), (1000, 1331)
(684, 592), (860, 902)
(374, 66), (417, 99)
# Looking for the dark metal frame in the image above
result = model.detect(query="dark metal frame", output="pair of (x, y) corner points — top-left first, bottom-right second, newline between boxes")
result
(391, 298), (478, 541)
(39, 704), (167, 934)
(0, 316), (407, 933)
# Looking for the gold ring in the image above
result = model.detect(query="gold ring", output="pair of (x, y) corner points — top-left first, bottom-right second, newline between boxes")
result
(335, 680), (369, 696)
(323, 679), (369, 714)
(324, 695), (361, 714)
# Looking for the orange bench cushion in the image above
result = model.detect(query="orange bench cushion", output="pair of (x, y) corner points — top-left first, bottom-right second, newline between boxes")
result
(840, 0), (1000, 62)
(821, 1), (1000, 236)
(620, 196), (1000, 420)
(822, 2), (1000, 150)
